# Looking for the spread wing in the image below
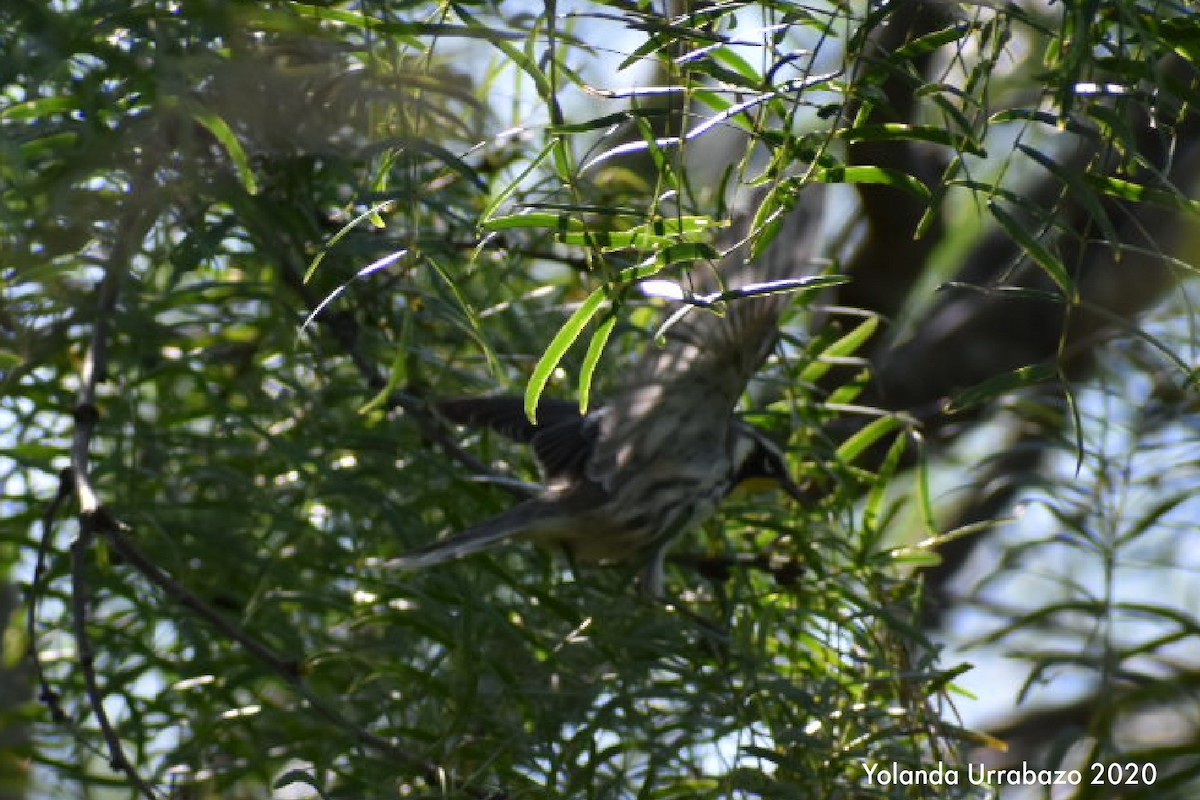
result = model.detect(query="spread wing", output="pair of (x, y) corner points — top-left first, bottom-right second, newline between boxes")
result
(436, 396), (595, 481)
(436, 396), (580, 442)
(590, 190), (826, 492)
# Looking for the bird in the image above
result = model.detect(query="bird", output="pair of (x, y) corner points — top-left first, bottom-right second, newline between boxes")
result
(391, 192), (824, 596)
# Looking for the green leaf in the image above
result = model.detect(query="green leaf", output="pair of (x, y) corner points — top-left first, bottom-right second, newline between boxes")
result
(708, 45), (764, 86)
(1086, 175), (1200, 215)
(1017, 143), (1117, 244)
(192, 109), (259, 195)
(945, 362), (1059, 413)
(988, 201), (1072, 294)
(0, 95), (78, 121)
(481, 212), (585, 233)
(279, 2), (525, 42)
(890, 548), (942, 568)
(1156, 14), (1200, 63)
(578, 313), (616, 415)
(480, 139), (557, 224)
(862, 424), (909, 535)
(990, 108), (1099, 138)
(799, 316), (879, 385)
(525, 286), (607, 423)
(18, 131), (79, 159)
(747, 181), (795, 259)
(890, 22), (976, 62)
(359, 312), (412, 415)
(815, 164), (931, 200)
(656, 241), (720, 268)
(914, 439), (937, 539)
(305, 201), (395, 283)
(550, 108), (670, 134)
(842, 123), (986, 157)
(836, 414), (902, 465)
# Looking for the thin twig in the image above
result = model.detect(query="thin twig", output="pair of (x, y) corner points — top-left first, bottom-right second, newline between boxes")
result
(70, 522), (162, 800)
(64, 168), (160, 797)
(26, 468), (74, 723)
(55, 180), (494, 795)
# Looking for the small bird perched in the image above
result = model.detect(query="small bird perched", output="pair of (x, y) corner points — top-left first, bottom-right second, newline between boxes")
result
(391, 192), (824, 595)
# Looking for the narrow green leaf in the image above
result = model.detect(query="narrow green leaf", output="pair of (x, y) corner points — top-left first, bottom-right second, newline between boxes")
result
(1086, 174), (1200, 214)
(890, 549), (943, 568)
(944, 362), (1058, 413)
(656, 242), (720, 267)
(799, 316), (879, 385)
(709, 45), (764, 86)
(305, 201), (394, 282)
(550, 108), (670, 134)
(19, 131), (78, 158)
(825, 370), (871, 407)
(836, 415), (902, 465)
(526, 287), (607, 423)
(480, 139), (556, 224)
(280, 2), (525, 41)
(633, 114), (671, 178)
(0, 350), (22, 370)
(685, 58), (763, 90)
(692, 88), (733, 115)
(913, 436), (938, 538)
(988, 201), (1072, 293)
(359, 312), (411, 415)
(426, 257), (501, 378)
(382, 138), (486, 190)
(914, 517), (1016, 552)
(1017, 144), (1117, 244)
(925, 90), (978, 137)
(1118, 494), (1191, 546)
(862, 424), (908, 535)
(990, 108), (1098, 138)
(481, 212), (585, 233)
(748, 182), (796, 259)
(842, 123), (986, 157)
(815, 164), (931, 200)
(0, 95), (77, 121)
(578, 313), (617, 415)
(890, 22), (975, 62)
(1156, 15), (1200, 63)
(453, 4), (554, 103)
(946, 179), (1034, 208)
(193, 110), (258, 195)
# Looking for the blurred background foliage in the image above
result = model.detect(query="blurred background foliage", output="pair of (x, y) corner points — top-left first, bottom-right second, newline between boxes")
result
(2, 0), (1199, 798)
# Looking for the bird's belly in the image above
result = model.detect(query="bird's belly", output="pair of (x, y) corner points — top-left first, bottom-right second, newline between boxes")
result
(528, 520), (646, 564)
(528, 475), (729, 565)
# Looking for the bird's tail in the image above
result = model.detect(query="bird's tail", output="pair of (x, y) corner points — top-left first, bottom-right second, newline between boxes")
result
(385, 500), (550, 570)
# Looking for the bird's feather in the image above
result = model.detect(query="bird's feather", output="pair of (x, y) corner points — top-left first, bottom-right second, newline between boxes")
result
(591, 192), (825, 495)
(387, 500), (558, 569)
(399, 190), (826, 592)
(435, 396), (581, 443)
(436, 395), (595, 481)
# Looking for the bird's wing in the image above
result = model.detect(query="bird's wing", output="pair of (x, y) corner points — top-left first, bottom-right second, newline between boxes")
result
(530, 415), (598, 481)
(436, 396), (581, 442)
(590, 190), (826, 491)
(436, 395), (594, 481)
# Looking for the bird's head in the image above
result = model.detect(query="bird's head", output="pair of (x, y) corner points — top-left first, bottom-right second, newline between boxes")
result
(729, 421), (807, 501)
